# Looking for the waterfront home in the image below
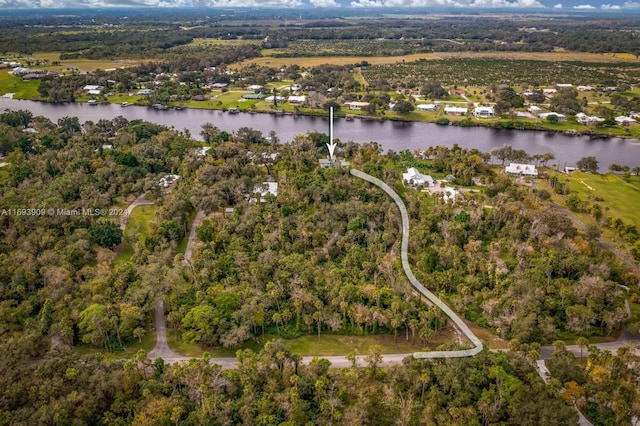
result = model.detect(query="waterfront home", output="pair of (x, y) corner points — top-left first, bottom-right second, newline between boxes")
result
(473, 106), (495, 117)
(505, 163), (538, 177)
(242, 93), (264, 100)
(137, 88), (153, 96)
(528, 105), (542, 116)
(345, 101), (370, 110)
(575, 112), (605, 125)
(417, 103), (439, 112)
(539, 112), (567, 121)
(211, 82), (228, 88)
(615, 116), (637, 125)
(288, 95), (307, 104)
(83, 85), (103, 92)
(403, 168), (435, 187)
(265, 95), (286, 103)
(444, 106), (468, 116)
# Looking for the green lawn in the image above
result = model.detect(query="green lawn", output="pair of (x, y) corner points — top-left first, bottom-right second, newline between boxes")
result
(0, 71), (41, 99)
(561, 171), (640, 229)
(168, 329), (451, 358)
(115, 204), (157, 264)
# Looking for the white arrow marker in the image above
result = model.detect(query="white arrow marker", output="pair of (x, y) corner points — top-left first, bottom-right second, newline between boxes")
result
(327, 106), (337, 161)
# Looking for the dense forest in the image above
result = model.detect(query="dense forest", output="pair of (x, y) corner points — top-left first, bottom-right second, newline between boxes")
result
(0, 108), (638, 423)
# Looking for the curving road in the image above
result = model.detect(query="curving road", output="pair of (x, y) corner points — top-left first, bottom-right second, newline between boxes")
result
(350, 168), (483, 358)
(120, 192), (153, 231)
(148, 171), (637, 373)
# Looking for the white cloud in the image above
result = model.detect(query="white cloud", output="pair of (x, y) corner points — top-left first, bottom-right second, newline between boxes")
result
(351, 0), (384, 6)
(622, 1), (640, 7)
(573, 3), (596, 8)
(309, 0), (340, 5)
(601, 3), (621, 8)
(553, 2), (562, 7)
(351, 0), (544, 7)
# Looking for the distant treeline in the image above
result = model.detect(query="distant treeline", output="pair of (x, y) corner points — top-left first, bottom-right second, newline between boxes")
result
(1, 16), (640, 59)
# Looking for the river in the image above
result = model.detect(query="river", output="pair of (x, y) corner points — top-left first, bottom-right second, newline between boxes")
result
(2, 98), (639, 171)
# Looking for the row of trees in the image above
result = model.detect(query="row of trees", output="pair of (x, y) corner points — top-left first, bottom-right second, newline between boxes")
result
(0, 339), (582, 425)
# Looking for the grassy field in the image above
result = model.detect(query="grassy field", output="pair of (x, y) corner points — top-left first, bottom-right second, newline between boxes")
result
(233, 53), (440, 68)
(115, 203), (157, 264)
(29, 52), (143, 72)
(168, 329), (452, 358)
(559, 171), (640, 229)
(537, 170), (640, 262)
(0, 70), (41, 99)
(234, 50), (640, 69)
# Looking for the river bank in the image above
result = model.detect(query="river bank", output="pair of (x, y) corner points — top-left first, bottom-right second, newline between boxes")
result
(97, 96), (639, 141)
(2, 97), (639, 172)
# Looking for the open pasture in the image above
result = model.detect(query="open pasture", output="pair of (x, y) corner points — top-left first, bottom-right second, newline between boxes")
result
(30, 52), (143, 72)
(234, 53), (440, 68)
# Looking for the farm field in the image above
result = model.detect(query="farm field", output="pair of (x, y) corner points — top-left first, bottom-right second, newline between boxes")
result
(30, 52), (143, 72)
(234, 53), (440, 68)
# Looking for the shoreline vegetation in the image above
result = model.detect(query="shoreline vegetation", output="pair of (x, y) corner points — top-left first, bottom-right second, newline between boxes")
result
(9, 94), (639, 141)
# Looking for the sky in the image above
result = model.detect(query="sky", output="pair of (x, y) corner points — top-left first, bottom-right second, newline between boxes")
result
(0, 0), (639, 10)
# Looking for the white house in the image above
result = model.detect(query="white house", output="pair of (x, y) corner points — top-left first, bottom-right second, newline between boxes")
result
(195, 146), (211, 157)
(83, 85), (103, 92)
(542, 88), (557, 96)
(287, 95), (306, 104)
(444, 106), (468, 116)
(252, 182), (279, 203)
(575, 112), (605, 125)
(345, 101), (370, 110)
(556, 84), (573, 89)
(442, 187), (459, 203)
(615, 116), (637, 125)
(474, 106), (495, 117)
(417, 103), (439, 112)
(265, 95), (286, 103)
(403, 168), (435, 187)
(505, 163), (538, 177)
(577, 85), (593, 91)
(528, 105), (542, 116)
(247, 84), (263, 91)
(539, 112), (567, 121)
(158, 174), (180, 188)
